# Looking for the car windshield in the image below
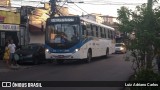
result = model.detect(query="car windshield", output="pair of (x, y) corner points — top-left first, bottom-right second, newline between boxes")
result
(22, 45), (38, 51)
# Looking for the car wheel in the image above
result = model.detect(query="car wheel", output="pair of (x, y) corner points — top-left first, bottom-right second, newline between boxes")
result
(17, 60), (23, 65)
(33, 58), (39, 65)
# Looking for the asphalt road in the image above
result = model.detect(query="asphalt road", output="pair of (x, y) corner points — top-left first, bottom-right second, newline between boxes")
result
(0, 54), (134, 90)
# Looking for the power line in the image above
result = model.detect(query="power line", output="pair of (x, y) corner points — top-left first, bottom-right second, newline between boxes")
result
(81, 2), (149, 6)
(65, 4), (85, 14)
(65, 1), (149, 17)
(70, 2), (160, 6)
(56, 1), (68, 16)
(35, 0), (45, 7)
(67, 2), (147, 6)
(73, 3), (89, 14)
(83, 0), (148, 4)
(69, 3), (105, 23)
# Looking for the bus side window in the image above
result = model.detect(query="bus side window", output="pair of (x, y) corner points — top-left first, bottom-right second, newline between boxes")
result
(109, 30), (111, 39)
(113, 31), (116, 39)
(106, 29), (109, 39)
(108, 30), (110, 39)
(104, 28), (106, 38)
(100, 27), (102, 38)
(102, 28), (105, 38)
(93, 25), (96, 37)
(111, 31), (113, 39)
(96, 26), (98, 37)
(91, 24), (94, 36)
(82, 25), (86, 35)
(98, 26), (100, 37)
(111, 31), (114, 39)
(101, 27), (105, 38)
(86, 23), (91, 36)
(112, 31), (115, 40)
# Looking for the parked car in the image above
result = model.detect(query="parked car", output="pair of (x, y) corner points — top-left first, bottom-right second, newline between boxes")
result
(115, 43), (127, 54)
(14, 43), (45, 64)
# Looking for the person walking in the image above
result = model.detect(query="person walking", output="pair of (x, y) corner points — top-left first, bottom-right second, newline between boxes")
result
(3, 41), (10, 67)
(8, 40), (16, 66)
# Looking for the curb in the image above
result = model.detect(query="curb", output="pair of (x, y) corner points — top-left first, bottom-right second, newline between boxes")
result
(0, 65), (32, 73)
(10, 65), (32, 70)
(0, 60), (33, 72)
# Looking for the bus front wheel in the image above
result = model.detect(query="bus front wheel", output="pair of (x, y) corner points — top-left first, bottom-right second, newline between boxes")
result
(105, 49), (109, 58)
(85, 50), (92, 63)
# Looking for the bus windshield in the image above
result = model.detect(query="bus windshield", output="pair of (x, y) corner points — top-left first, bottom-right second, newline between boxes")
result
(46, 24), (80, 49)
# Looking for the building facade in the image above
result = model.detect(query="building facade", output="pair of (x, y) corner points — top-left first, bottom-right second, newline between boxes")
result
(0, 0), (21, 59)
(101, 15), (116, 25)
(82, 13), (103, 24)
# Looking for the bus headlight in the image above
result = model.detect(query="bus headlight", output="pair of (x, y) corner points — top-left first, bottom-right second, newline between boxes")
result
(45, 49), (49, 52)
(75, 49), (80, 52)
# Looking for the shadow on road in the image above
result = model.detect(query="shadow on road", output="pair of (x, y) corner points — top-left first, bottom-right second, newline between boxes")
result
(48, 55), (114, 66)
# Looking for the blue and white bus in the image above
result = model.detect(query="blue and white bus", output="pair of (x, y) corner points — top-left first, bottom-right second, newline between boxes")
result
(45, 16), (115, 64)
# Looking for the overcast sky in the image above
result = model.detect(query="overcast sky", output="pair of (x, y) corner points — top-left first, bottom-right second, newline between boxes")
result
(11, 0), (160, 17)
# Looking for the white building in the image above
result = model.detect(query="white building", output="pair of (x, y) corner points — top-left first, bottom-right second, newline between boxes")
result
(82, 13), (103, 24)
(100, 15), (116, 25)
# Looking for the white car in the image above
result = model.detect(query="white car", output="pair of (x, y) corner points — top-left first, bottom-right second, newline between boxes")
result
(115, 43), (127, 54)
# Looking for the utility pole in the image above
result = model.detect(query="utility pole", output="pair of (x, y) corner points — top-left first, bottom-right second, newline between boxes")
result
(146, 0), (153, 69)
(146, 0), (153, 25)
(147, 0), (153, 12)
(49, 0), (56, 17)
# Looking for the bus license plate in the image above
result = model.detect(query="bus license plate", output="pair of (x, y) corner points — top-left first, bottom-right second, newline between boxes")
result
(58, 55), (64, 58)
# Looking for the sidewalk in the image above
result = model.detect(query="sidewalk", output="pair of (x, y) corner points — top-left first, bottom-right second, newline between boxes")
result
(0, 60), (32, 72)
(0, 60), (12, 72)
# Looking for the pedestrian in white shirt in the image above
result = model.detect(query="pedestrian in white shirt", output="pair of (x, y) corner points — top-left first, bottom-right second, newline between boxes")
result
(8, 40), (16, 65)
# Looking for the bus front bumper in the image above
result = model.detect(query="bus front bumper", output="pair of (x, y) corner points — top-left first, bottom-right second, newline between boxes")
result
(45, 52), (84, 60)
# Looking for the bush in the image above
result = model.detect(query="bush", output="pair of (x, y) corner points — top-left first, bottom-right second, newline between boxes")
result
(130, 69), (160, 90)
(134, 69), (160, 81)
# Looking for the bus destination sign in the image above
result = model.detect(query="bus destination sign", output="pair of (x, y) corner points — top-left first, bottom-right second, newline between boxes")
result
(51, 18), (75, 22)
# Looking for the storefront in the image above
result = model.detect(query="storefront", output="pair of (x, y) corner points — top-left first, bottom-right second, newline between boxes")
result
(0, 24), (20, 59)
(0, 8), (22, 59)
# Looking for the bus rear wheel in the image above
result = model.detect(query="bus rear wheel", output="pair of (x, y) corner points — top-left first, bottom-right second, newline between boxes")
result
(56, 59), (64, 64)
(85, 50), (92, 63)
(105, 49), (109, 58)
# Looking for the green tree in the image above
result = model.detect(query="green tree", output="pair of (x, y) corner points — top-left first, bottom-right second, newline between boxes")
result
(117, 0), (160, 73)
